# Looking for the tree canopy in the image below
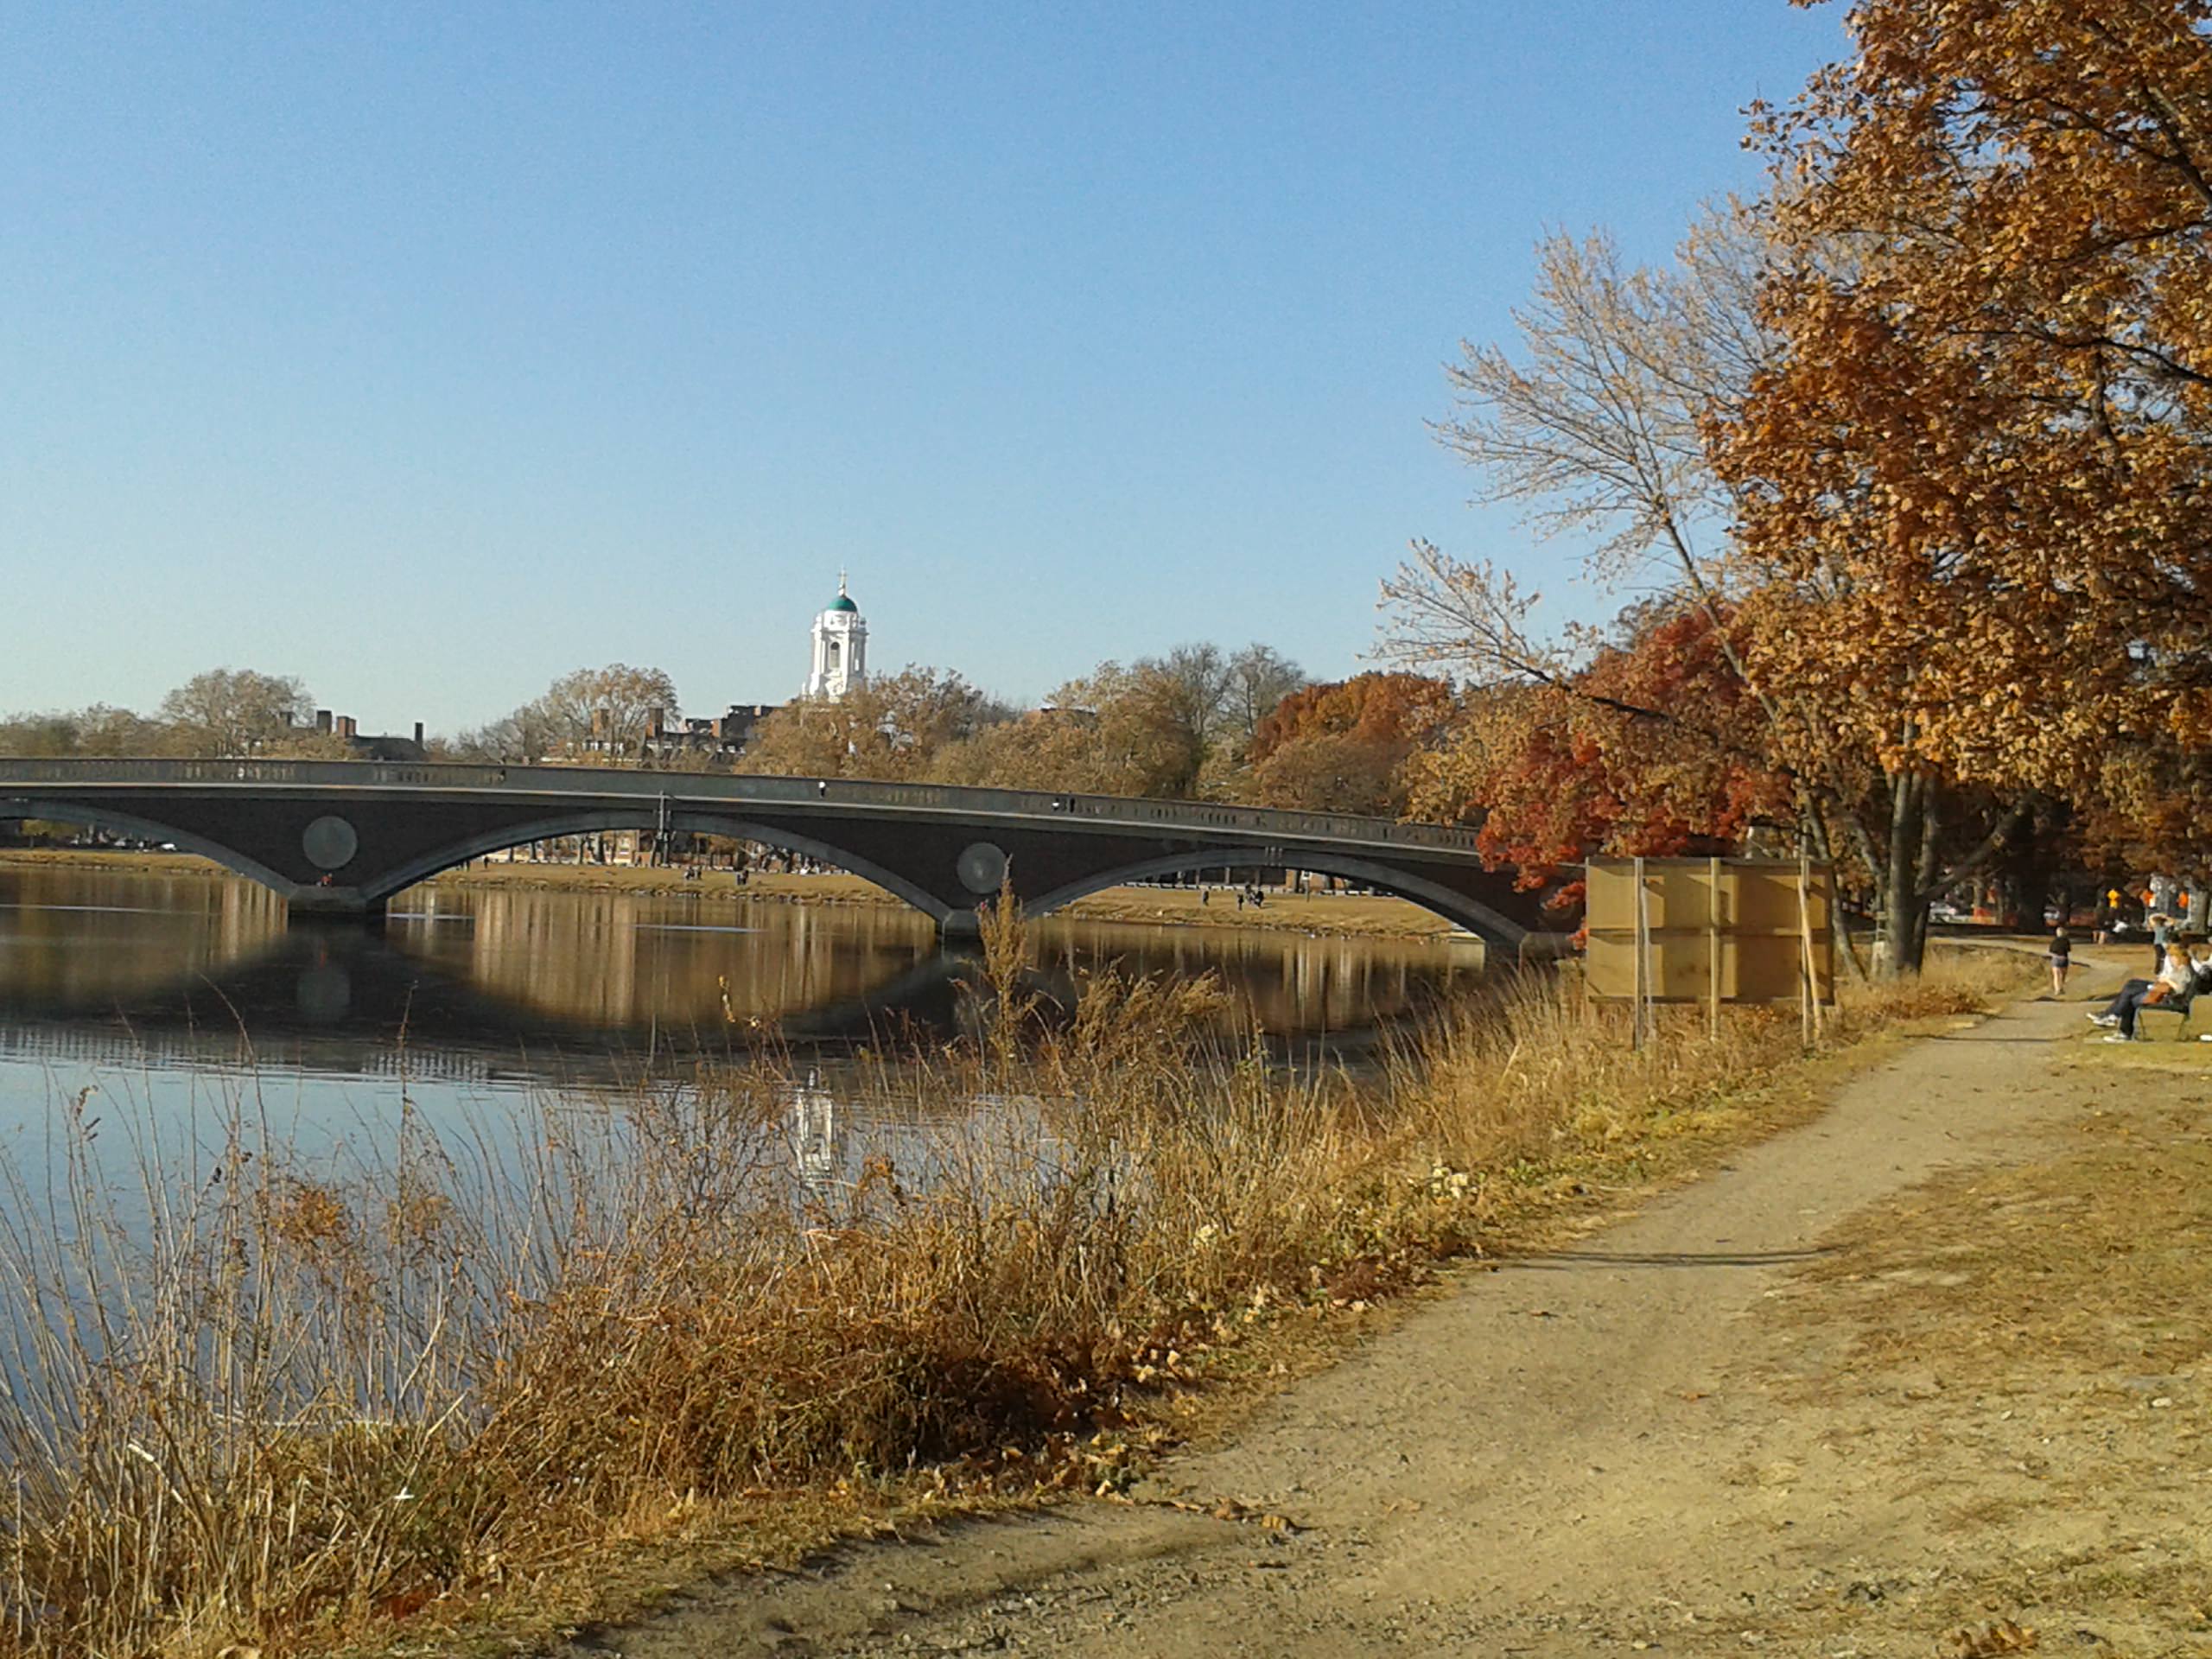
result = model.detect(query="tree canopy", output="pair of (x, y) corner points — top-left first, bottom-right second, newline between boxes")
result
(1389, 0), (2212, 970)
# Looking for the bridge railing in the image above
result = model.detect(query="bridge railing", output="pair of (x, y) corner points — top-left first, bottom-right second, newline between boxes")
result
(0, 758), (1489, 855)
(0, 757), (515, 790)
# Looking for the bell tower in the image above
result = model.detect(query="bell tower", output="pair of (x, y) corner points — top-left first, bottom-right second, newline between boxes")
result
(804, 570), (868, 698)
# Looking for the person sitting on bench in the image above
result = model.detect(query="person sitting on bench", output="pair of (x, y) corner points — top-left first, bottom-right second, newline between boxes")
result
(2094, 944), (2196, 1040)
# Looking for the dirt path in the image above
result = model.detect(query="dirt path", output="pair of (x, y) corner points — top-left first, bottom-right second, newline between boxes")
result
(553, 961), (2205, 1657)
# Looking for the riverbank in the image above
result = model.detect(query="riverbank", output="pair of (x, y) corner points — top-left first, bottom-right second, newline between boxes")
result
(0, 847), (1464, 938)
(0, 909), (2041, 1659)
(579, 946), (2204, 1659)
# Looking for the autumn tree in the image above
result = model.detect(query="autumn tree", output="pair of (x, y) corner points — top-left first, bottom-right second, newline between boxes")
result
(437, 702), (563, 765)
(1387, 181), (2135, 971)
(1382, 213), (1895, 931)
(1022, 662), (1211, 796)
(1412, 0), (2212, 971)
(0, 706), (170, 758)
(156, 669), (317, 758)
(738, 666), (1008, 783)
(1711, 0), (2212, 966)
(1219, 644), (1310, 758)
(1245, 671), (1454, 815)
(531, 664), (680, 759)
(928, 706), (1140, 794)
(0, 697), (321, 760)
(931, 658), (1212, 798)
(1403, 601), (1798, 893)
(693, 640), (1300, 799)
(71, 704), (172, 756)
(927, 660), (1213, 798)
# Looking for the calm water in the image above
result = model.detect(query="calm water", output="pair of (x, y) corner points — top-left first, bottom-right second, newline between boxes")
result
(0, 865), (1484, 1188)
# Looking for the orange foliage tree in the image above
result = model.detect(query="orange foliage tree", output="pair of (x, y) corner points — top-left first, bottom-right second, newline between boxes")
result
(1397, 4), (2212, 972)
(1244, 672), (1455, 815)
(1713, 0), (2212, 964)
(1399, 601), (1793, 901)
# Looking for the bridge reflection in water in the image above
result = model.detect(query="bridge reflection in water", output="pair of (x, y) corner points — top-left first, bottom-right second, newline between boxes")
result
(0, 864), (1484, 1217)
(0, 869), (1481, 1073)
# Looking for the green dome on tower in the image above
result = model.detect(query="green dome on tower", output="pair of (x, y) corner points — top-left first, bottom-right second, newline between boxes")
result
(826, 593), (858, 613)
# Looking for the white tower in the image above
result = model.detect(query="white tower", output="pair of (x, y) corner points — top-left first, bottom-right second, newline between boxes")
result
(804, 570), (868, 699)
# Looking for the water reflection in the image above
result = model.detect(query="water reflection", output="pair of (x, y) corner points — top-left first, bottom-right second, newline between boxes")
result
(401, 885), (939, 1039)
(0, 865), (1479, 1316)
(0, 874), (286, 1001)
(0, 867), (1482, 1084)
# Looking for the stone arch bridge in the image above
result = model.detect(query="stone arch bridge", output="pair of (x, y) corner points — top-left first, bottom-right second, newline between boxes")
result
(0, 760), (1562, 954)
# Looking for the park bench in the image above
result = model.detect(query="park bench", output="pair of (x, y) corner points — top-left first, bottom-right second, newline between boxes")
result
(2136, 973), (2204, 1039)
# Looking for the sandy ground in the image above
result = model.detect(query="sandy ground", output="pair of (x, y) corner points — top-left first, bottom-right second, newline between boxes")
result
(544, 951), (2209, 1659)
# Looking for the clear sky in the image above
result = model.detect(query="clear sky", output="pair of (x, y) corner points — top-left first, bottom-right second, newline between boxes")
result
(1, 2), (1853, 734)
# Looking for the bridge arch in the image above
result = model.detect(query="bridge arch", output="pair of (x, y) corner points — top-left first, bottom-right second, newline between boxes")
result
(0, 800), (307, 896)
(0, 800), (961, 926)
(361, 809), (957, 925)
(1021, 846), (1531, 952)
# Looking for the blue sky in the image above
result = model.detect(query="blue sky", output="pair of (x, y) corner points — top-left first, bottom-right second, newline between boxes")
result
(1, 2), (1852, 733)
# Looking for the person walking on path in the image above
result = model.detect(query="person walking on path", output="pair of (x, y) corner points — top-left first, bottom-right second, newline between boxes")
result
(2049, 925), (2072, 996)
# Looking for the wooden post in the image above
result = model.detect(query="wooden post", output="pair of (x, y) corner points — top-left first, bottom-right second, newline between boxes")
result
(1707, 855), (1723, 1041)
(1632, 855), (1649, 1051)
(1797, 851), (1820, 1045)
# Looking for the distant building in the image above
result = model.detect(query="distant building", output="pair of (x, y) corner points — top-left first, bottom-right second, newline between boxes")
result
(803, 572), (868, 699)
(308, 710), (428, 762)
(640, 702), (779, 761)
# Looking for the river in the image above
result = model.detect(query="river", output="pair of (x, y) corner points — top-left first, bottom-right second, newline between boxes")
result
(0, 863), (1485, 1189)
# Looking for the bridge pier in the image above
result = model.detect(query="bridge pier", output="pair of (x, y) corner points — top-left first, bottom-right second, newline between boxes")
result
(283, 887), (387, 925)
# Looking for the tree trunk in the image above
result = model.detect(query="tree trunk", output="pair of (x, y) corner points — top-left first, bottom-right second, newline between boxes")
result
(1877, 762), (1931, 977)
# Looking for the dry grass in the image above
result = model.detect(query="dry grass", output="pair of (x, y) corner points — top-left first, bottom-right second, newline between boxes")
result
(0, 925), (2031, 1658)
(1751, 1084), (2212, 1651)
(0, 848), (226, 878)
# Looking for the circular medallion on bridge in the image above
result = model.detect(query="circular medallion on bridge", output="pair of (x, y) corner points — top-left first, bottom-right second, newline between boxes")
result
(956, 840), (1008, 896)
(301, 814), (359, 872)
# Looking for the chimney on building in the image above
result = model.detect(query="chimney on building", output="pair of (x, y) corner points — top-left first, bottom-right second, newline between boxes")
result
(336, 715), (357, 741)
(315, 709), (333, 734)
(413, 721), (424, 745)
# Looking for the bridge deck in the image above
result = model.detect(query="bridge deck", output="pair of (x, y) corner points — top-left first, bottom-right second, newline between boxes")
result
(0, 758), (1489, 861)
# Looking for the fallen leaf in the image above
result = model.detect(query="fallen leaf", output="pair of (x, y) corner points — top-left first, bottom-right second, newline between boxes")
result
(1942, 1618), (2038, 1656)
